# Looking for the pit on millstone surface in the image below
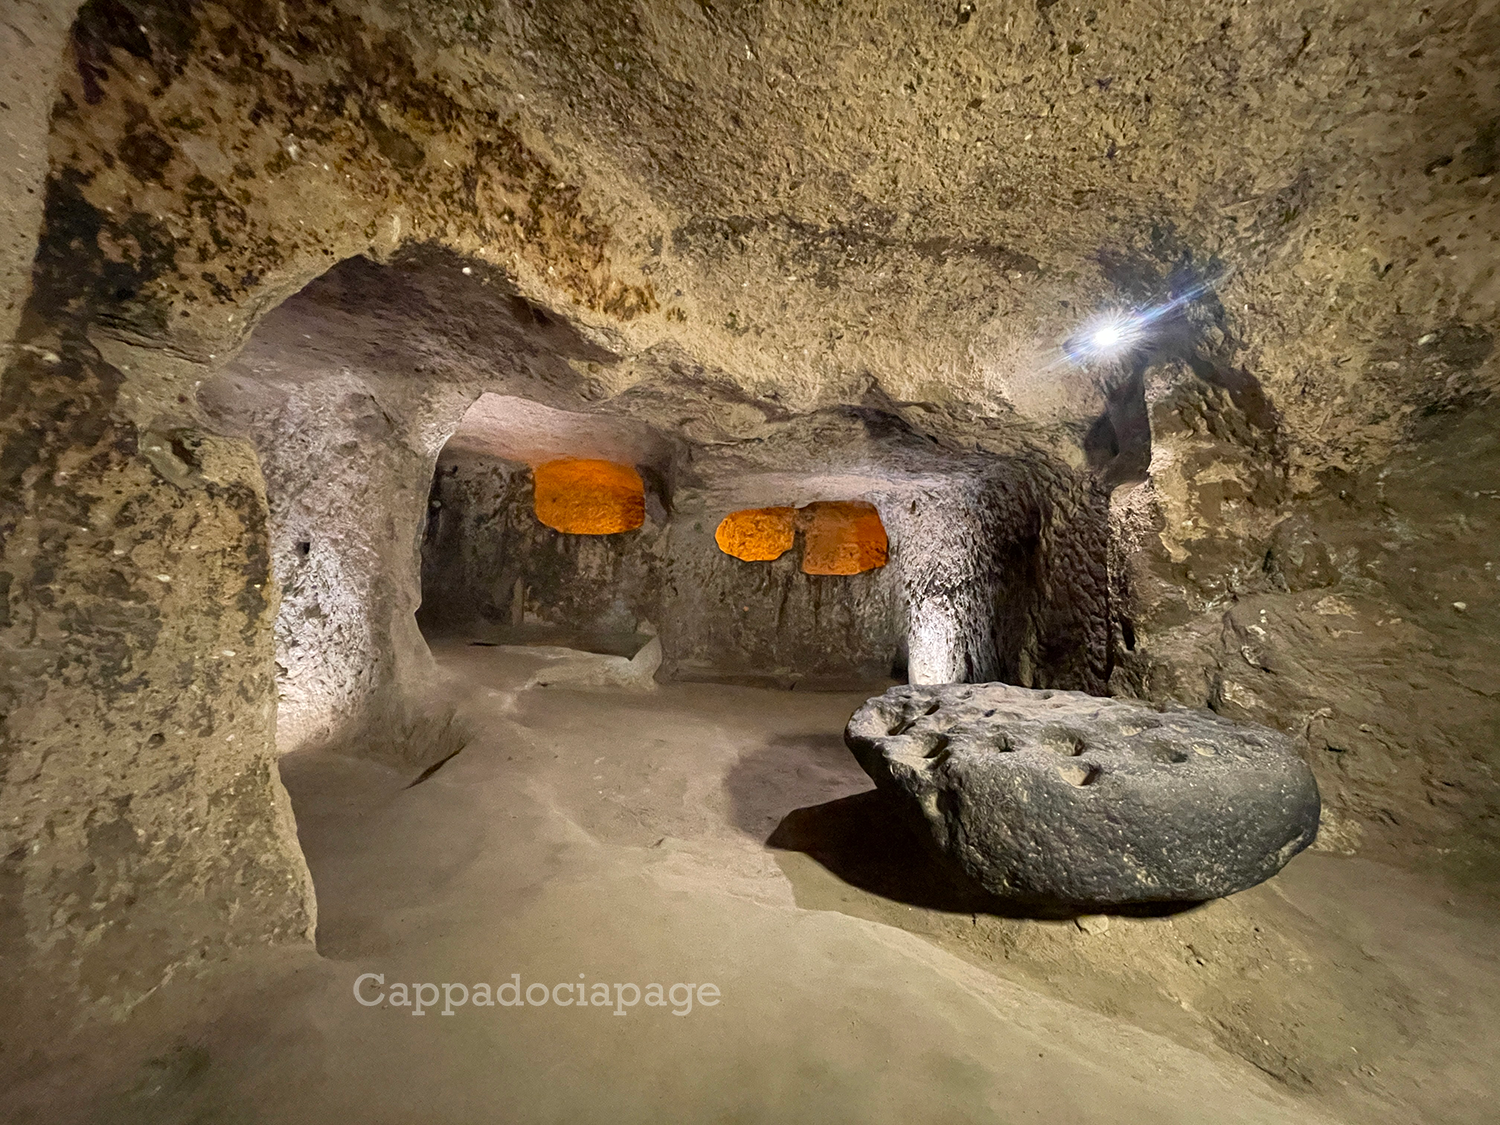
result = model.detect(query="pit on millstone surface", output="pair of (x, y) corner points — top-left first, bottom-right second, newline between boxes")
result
(845, 684), (1321, 910)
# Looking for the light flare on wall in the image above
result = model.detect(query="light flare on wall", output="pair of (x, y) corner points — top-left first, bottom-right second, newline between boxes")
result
(715, 506), (797, 561)
(714, 501), (888, 574)
(532, 458), (645, 535)
(1062, 272), (1232, 367)
(799, 501), (888, 575)
(1068, 309), (1145, 363)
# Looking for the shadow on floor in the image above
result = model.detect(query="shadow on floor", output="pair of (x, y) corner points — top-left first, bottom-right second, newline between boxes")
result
(722, 730), (874, 837)
(768, 789), (1205, 922)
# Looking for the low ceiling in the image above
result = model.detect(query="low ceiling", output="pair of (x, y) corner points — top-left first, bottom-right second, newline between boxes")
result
(444, 393), (670, 470)
(33, 0), (1497, 496)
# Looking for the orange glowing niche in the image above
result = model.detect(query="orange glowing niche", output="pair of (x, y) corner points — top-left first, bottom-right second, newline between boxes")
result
(714, 501), (888, 574)
(532, 458), (645, 535)
(714, 506), (796, 561)
(799, 501), (888, 575)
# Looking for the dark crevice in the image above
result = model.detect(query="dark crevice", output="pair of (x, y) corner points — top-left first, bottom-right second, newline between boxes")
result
(405, 746), (465, 788)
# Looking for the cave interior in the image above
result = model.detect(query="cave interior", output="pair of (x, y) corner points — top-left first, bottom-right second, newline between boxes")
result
(2, 2), (1499, 1124)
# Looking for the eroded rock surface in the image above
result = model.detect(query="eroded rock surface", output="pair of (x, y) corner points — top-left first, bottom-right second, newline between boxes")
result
(846, 684), (1320, 908)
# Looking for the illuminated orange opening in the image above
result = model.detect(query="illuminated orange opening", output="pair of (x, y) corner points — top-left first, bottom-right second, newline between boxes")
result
(799, 501), (888, 575)
(715, 507), (797, 561)
(532, 458), (645, 535)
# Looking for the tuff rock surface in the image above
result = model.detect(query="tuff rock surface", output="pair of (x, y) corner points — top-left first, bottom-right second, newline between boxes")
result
(846, 683), (1321, 907)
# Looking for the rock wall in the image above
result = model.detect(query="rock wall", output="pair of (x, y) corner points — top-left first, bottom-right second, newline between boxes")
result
(420, 449), (664, 641)
(0, 194), (316, 1023)
(0, 0), (77, 349)
(1112, 382), (1500, 868)
(880, 465), (1112, 692)
(420, 450), (909, 688)
(885, 480), (1019, 686)
(196, 249), (638, 763)
(201, 365), (469, 757)
(659, 500), (903, 689)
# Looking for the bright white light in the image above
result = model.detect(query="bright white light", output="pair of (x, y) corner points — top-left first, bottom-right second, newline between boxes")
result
(1091, 323), (1125, 349)
(1057, 272), (1234, 369)
(1069, 310), (1143, 364)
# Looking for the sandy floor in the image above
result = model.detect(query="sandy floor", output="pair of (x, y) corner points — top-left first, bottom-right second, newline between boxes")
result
(10, 638), (1499, 1124)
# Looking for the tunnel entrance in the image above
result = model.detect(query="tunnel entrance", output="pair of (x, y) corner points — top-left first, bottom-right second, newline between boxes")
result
(197, 248), (1112, 757)
(416, 391), (909, 690)
(418, 393), (665, 660)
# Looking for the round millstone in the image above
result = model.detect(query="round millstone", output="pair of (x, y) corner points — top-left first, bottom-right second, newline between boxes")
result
(845, 683), (1321, 909)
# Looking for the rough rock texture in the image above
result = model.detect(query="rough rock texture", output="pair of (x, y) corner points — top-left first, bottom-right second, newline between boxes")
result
(1110, 377), (1500, 864)
(658, 499), (904, 688)
(199, 251), (627, 758)
(422, 444), (906, 688)
(847, 683), (1321, 907)
(201, 360), (465, 757)
(0, 1), (75, 349)
(420, 448), (665, 642)
(1, 0), (1496, 1020)
(883, 468), (1111, 688)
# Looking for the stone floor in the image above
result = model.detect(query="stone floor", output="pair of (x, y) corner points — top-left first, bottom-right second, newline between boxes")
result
(8, 638), (1498, 1124)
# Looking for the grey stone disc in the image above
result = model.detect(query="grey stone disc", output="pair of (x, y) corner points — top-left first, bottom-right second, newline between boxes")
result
(845, 683), (1320, 908)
